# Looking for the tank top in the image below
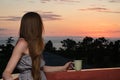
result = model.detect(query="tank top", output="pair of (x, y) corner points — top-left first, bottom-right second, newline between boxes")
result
(17, 54), (47, 80)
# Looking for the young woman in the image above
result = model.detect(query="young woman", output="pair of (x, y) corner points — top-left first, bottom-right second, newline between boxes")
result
(2, 12), (71, 80)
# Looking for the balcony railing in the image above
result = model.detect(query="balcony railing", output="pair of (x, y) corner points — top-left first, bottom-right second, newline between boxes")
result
(1, 67), (120, 80)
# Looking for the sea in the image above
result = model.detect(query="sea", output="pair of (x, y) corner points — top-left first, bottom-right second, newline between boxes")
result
(0, 36), (120, 50)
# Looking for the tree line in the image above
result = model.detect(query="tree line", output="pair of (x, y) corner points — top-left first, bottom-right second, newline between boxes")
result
(44, 36), (120, 68)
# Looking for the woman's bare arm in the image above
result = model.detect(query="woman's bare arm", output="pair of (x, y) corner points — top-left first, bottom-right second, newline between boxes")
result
(43, 62), (72, 72)
(2, 39), (27, 80)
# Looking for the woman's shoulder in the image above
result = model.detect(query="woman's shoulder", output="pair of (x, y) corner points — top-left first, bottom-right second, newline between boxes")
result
(18, 38), (27, 44)
(16, 38), (28, 49)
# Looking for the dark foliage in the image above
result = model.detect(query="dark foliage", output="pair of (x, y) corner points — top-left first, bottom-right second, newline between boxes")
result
(45, 36), (120, 68)
(0, 37), (18, 78)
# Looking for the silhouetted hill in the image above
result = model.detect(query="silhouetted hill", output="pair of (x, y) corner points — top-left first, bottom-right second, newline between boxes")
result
(43, 51), (70, 66)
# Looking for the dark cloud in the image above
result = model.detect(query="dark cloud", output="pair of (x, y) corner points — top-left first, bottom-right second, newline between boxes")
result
(80, 7), (108, 11)
(0, 28), (7, 31)
(0, 11), (62, 21)
(110, 30), (120, 33)
(109, 0), (120, 3)
(58, 0), (79, 2)
(40, 0), (80, 3)
(41, 12), (62, 21)
(0, 16), (21, 21)
(79, 7), (120, 14)
(99, 0), (120, 3)
(28, 1), (35, 3)
(23, 11), (62, 21)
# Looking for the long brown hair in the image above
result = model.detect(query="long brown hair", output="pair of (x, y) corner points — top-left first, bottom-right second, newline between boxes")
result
(19, 12), (44, 80)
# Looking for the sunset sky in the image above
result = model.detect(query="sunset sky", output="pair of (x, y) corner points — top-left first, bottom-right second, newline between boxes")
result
(0, 0), (120, 38)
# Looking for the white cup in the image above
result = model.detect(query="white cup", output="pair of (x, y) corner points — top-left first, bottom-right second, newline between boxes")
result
(72, 60), (82, 71)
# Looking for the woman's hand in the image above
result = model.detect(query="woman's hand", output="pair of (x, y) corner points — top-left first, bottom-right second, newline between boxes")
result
(63, 62), (72, 71)
(2, 72), (14, 80)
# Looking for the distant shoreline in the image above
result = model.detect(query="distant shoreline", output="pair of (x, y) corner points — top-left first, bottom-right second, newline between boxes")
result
(0, 36), (120, 49)
(0, 36), (120, 41)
